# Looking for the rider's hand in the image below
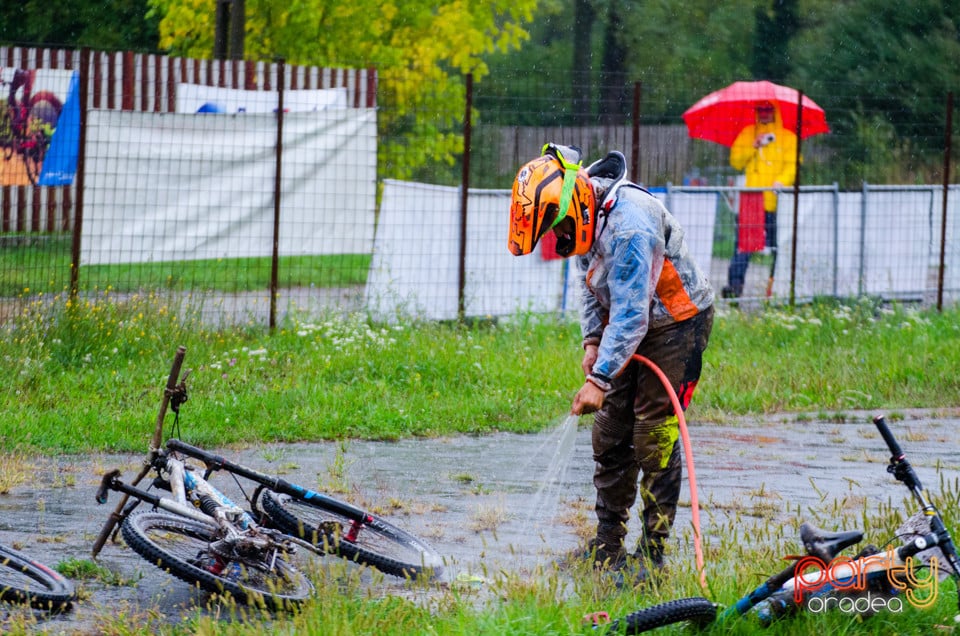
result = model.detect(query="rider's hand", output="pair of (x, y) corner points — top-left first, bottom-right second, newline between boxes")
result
(581, 344), (599, 377)
(572, 380), (605, 415)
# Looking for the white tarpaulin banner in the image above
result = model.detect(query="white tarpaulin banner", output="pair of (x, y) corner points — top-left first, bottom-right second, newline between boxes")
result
(82, 108), (376, 265)
(364, 180), (568, 321)
(940, 186), (960, 303)
(772, 191), (931, 299)
(652, 190), (717, 282)
(176, 83), (348, 113)
(365, 180), (719, 320)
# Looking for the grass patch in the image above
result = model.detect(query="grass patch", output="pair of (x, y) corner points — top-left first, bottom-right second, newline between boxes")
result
(0, 234), (370, 295)
(0, 453), (33, 493)
(2, 296), (960, 454)
(57, 558), (139, 587)
(128, 490), (960, 636)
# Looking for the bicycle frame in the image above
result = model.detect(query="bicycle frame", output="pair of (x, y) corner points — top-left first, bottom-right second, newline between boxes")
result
(93, 346), (442, 584)
(605, 414), (960, 633)
(166, 438), (380, 540)
(743, 415), (960, 620)
(96, 452), (259, 535)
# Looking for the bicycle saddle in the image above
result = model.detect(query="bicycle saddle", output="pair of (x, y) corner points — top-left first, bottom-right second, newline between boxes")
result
(799, 522), (864, 562)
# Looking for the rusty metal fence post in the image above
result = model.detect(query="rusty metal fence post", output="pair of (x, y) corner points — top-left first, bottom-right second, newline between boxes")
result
(937, 92), (953, 312)
(69, 48), (90, 300)
(457, 73), (473, 322)
(269, 59), (286, 331)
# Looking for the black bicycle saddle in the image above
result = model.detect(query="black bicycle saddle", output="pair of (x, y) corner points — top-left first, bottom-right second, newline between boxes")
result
(800, 522), (864, 562)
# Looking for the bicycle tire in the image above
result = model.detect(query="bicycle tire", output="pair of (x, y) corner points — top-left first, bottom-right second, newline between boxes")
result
(259, 489), (443, 580)
(0, 543), (75, 611)
(609, 597), (716, 634)
(120, 511), (312, 609)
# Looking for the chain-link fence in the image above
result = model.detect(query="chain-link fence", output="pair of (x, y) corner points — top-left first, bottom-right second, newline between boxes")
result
(1, 46), (957, 326)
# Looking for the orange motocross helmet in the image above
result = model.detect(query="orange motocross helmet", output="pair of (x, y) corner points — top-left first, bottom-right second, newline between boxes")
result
(508, 143), (596, 257)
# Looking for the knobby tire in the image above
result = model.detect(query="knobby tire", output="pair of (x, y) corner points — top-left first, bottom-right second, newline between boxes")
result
(259, 490), (442, 580)
(120, 511), (312, 609)
(0, 543), (75, 611)
(610, 597), (716, 634)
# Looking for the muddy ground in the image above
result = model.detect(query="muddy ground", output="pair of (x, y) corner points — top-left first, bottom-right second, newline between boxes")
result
(2, 408), (959, 634)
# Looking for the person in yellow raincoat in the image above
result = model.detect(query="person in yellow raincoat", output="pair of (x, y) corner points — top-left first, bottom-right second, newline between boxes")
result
(722, 101), (798, 298)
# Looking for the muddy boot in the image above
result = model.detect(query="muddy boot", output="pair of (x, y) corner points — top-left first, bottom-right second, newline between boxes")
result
(614, 543), (667, 588)
(583, 536), (627, 571)
(632, 542), (666, 570)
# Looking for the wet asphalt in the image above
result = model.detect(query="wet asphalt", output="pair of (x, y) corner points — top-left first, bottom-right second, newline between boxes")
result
(2, 408), (959, 634)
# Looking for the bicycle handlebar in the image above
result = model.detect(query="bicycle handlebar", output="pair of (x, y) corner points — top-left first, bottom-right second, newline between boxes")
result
(874, 414), (960, 615)
(873, 414), (906, 461)
(897, 532), (942, 560)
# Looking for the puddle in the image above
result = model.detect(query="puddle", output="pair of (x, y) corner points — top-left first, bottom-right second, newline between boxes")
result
(2, 410), (959, 632)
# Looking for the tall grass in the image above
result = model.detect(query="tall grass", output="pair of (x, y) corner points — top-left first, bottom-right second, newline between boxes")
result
(2, 295), (960, 453)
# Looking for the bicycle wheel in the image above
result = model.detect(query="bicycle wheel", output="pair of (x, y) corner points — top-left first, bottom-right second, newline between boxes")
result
(259, 490), (443, 580)
(0, 543), (75, 611)
(121, 511), (312, 608)
(610, 597), (716, 634)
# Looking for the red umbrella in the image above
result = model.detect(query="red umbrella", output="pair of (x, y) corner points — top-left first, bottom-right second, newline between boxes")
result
(682, 80), (829, 147)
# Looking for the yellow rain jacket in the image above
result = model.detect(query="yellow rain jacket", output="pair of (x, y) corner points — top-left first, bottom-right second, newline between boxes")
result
(729, 108), (799, 213)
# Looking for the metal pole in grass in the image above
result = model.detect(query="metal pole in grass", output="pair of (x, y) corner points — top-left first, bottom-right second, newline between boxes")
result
(70, 48), (90, 300)
(270, 58), (285, 331)
(937, 92), (953, 312)
(787, 90), (804, 307)
(457, 73), (473, 322)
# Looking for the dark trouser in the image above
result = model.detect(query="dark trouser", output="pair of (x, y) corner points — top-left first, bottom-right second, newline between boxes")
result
(727, 211), (777, 292)
(591, 306), (714, 557)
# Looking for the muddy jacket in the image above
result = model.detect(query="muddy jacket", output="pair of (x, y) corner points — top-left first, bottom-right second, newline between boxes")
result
(574, 151), (714, 385)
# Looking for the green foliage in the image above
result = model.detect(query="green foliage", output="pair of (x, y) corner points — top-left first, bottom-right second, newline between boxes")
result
(751, 0), (800, 80)
(146, 0), (538, 183)
(788, 0), (960, 186)
(0, 0), (159, 51)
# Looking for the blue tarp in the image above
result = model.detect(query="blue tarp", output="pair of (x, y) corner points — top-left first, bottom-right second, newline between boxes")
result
(38, 70), (79, 186)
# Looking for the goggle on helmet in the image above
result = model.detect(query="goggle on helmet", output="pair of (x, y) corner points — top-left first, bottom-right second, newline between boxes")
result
(508, 143), (596, 257)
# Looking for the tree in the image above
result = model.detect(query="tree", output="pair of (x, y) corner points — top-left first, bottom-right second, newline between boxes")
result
(147, 0), (536, 183)
(0, 0), (160, 51)
(599, 3), (629, 124)
(615, 0), (757, 121)
(572, 0), (597, 125)
(788, 0), (960, 184)
(751, 0), (799, 80)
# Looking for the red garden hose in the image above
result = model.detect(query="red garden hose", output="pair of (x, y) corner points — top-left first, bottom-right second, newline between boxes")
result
(632, 353), (707, 590)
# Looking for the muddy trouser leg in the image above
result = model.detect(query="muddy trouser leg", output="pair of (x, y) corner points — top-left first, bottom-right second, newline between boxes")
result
(592, 362), (641, 551)
(633, 307), (714, 559)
